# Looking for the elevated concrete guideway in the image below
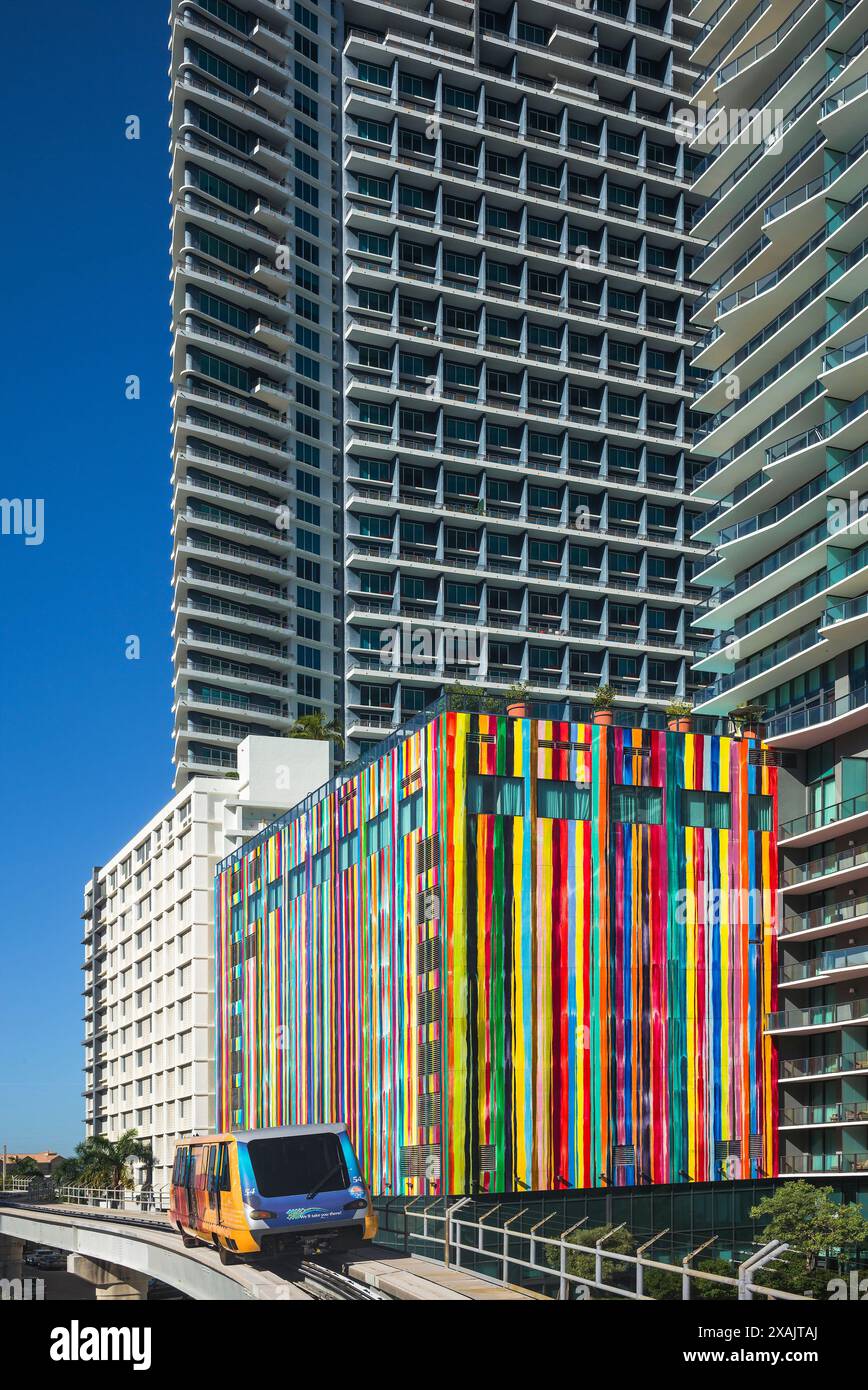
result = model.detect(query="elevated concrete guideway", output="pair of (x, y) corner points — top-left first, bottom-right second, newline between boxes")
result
(0, 1201), (310, 1301)
(0, 1199), (536, 1301)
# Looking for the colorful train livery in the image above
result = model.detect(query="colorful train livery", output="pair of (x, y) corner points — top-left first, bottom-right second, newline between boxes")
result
(169, 1123), (377, 1262)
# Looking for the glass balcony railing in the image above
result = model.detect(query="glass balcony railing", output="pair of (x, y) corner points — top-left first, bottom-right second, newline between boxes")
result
(767, 997), (868, 1030)
(716, 473), (827, 545)
(779, 1153), (868, 1174)
(766, 680), (868, 741)
(824, 593), (868, 626)
(697, 625), (822, 702)
(780, 789), (868, 841)
(765, 128), (868, 225)
(824, 944), (868, 973)
(767, 389), (868, 465)
(715, 225), (828, 315)
(782, 894), (868, 936)
(823, 332), (868, 373)
(716, 0), (818, 85)
(781, 1101), (868, 1126)
(780, 1050), (868, 1078)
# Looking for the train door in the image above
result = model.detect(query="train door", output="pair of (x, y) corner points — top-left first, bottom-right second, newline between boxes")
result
(202, 1143), (221, 1234)
(207, 1141), (232, 1236)
(185, 1145), (200, 1232)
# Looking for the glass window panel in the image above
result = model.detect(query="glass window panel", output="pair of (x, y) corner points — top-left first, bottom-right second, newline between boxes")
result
(537, 780), (591, 820)
(612, 785), (663, 824)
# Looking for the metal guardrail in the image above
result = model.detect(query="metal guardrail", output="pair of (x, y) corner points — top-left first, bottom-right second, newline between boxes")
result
(0, 1179), (171, 1213)
(376, 1197), (808, 1300)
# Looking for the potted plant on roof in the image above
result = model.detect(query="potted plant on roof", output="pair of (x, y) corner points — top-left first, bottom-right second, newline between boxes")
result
(730, 702), (766, 741)
(665, 699), (693, 734)
(505, 681), (530, 719)
(592, 683), (616, 727)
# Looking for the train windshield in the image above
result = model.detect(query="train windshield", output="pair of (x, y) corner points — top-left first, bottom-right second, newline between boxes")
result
(246, 1133), (349, 1199)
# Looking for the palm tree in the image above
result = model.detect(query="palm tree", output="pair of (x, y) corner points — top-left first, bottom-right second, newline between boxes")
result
(75, 1130), (153, 1193)
(286, 712), (344, 748)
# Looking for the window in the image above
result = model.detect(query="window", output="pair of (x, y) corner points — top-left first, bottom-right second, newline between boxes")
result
(366, 811), (391, 855)
(467, 774), (524, 816)
(537, 780), (591, 820)
(749, 794), (774, 832)
(311, 850), (330, 886)
(398, 791), (423, 836)
(357, 61), (389, 86)
(612, 786), (663, 824)
(338, 833), (359, 870)
(682, 790), (731, 830)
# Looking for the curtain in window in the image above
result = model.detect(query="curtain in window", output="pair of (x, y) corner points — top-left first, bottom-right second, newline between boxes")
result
(683, 790), (731, 829)
(612, 785), (663, 824)
(748, 794), (773, 832)
(537, 780), (591, 821)
(467, 774), (525, 816)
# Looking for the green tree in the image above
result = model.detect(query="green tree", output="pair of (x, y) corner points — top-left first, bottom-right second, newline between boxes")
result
(51, 1155), (85, 1188)
(8, 1156), (41, 1180)
(74, 1131), (153, 1191)
(546, 1223), (636, 1293)
(750, 1182), (868, 1274)
(286, 712), (344, 748)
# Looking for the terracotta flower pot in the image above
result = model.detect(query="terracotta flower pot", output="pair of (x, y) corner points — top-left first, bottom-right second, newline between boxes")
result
(507, 701), (528, 718)
(593, 709), (613, 726)
(667, 717), (691, 733)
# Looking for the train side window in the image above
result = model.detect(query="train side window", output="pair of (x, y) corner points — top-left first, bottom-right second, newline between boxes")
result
(206, 1144), (216, 1191)
(218, 1143), (232, 1192)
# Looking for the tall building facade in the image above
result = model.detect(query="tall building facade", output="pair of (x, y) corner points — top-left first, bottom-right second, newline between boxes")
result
(169, 0), (342, 786)
(341, 0), (712, 756)
(215, 704), (778, 1195)
(688, 0), (868, 1179)
(82, 737), (329, 1187)
(169, 1), (716, 769)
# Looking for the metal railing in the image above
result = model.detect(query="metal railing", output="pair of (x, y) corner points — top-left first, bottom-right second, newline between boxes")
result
(0, 1178), (171, 1213)
(376, 1198), (807, 1300)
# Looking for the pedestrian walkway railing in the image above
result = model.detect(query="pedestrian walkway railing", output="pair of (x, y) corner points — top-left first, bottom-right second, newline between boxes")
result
(376, 1196), (809, 1300)
(0, 1178), (170, 1213)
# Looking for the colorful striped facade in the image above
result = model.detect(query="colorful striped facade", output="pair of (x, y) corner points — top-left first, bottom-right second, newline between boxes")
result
(215, 712), (779, 1196)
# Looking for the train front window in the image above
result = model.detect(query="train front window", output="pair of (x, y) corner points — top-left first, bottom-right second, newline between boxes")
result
(246, 1134), (348, 1198)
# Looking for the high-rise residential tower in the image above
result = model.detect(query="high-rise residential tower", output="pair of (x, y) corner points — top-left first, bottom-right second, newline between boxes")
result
(169, 0), (342, 786)
(340, 0), (711, 755)
(689, 0), (868, 1180)
(169, 0), (715, 770)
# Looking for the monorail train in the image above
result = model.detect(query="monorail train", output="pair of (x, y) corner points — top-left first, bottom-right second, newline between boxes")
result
(168, 1123), (377, 1263)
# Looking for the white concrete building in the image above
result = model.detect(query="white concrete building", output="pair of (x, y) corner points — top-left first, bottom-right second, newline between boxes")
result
(81, 735), (329, 1189)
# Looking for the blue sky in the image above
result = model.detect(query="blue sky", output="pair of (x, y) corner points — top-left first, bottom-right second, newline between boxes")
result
(0, 3), (174, 1153)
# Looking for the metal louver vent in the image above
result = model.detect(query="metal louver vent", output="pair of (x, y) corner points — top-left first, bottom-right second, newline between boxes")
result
(417, 834), (439, 874)
(417, 1094), (441, 1127)
(400, 1144), (441, 1179)
(418, 1041), (441, 1077)
(714, 1139), (741, 1159)
(613, 1144), (636, 1165)
(479, 1145), (496, 1173)
(417, 936), (441, 975)
(749, 1133), (763, 1158)
(417, 988), (441, 1025)
(416, 886), (441, 924)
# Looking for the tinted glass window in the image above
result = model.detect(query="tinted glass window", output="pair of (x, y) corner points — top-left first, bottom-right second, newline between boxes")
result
(246, 1133), (348, 1197)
